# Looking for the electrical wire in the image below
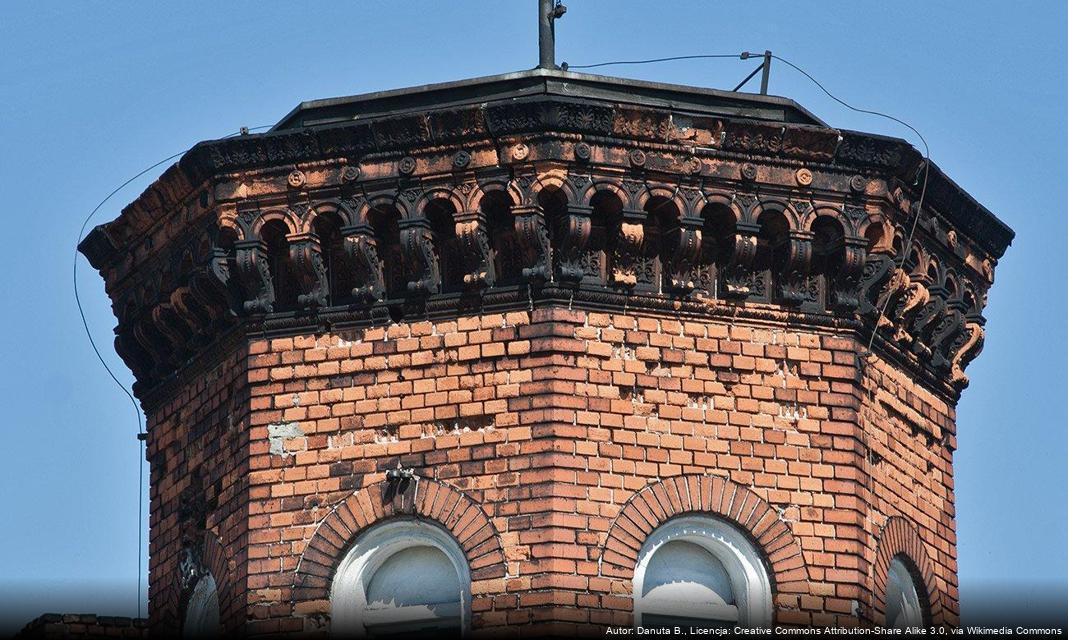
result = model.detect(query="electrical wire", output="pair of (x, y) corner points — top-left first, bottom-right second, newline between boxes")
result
(562, 51), (932, 357)
(564, 53), (745, 70)
(766, 53), (930, 357)
(73, 124), (272, 619)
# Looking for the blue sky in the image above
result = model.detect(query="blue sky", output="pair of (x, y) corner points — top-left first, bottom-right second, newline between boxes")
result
(1, 0), (1064, 630)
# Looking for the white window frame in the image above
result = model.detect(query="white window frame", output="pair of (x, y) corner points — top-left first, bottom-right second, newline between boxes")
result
(330, 518), (472, 638)
(886, 556), (925, 629)
(633, 515), (773, 628)
(182, 573), (220, 638)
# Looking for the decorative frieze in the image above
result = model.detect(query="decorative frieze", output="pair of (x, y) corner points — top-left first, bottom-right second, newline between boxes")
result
(88, 169), (1002, 398)
(79, 85), (1011, 400)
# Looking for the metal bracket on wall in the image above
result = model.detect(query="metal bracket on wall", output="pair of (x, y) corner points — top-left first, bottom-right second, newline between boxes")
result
(735, 50), (773, 94)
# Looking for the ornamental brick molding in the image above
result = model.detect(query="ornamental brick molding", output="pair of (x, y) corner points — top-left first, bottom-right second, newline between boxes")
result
(872, 517), (946, 625)
(77, 69), (1012, 635)
(600, 475), (810, 596)
(291, 479), (505, 608)
(78, 76), (1011, 406)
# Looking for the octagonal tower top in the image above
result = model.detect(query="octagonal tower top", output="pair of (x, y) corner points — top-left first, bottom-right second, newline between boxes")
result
(79, 67), (1012, 408)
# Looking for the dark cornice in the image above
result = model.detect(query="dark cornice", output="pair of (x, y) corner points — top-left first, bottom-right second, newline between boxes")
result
(79, 71), (1013, 270)
(272, 68), (826, 130)
(77, 69), (1013, 405)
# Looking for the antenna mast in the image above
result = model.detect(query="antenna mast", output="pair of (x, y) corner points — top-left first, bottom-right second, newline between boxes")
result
(538, 0), (566, 69)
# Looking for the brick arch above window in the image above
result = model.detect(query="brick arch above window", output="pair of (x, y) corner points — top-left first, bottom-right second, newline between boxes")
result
(873, 516), (946, 625)
(291, 478), (506, 604)
(157, 530), (239, 635)
(600, 474), (810, 594)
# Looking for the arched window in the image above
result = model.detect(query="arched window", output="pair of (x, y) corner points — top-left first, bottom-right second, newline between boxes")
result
(182, 573), (220, 638)
(886, 556), (927, 629)
(633, 515), (773, 629)
(331, 519), (471, 637)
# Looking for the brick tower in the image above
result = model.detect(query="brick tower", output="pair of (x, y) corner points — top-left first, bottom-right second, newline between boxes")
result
(79, 67), (1012, 636)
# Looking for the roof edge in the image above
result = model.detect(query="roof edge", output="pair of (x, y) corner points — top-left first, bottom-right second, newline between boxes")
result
(272, 67), (826, 131)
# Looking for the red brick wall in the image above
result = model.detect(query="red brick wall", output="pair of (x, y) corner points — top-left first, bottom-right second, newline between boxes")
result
(148, 305), (960, 635)
(861, 357), (959, 625)
(145, 345), (250, 634)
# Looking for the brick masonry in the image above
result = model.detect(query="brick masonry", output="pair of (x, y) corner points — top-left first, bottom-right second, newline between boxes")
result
(142, 304), (962, 635)
(76, 70), (1012, 636)
(145, 347), (250, 634)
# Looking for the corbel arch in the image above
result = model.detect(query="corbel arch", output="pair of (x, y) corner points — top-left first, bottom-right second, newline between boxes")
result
(418, 188), (465, 293)
(465, 179), (522, 213)
(163, 248), (192, 294)
(864, 219), (895, 256)
(298, 199), (356, 234)
(298, 201), (358, 305)
(942, 270), (961, 299)
(923, 255), (942, 285)
(416, 186), (465, 218)
(353, 191), (413, 223)
(872, 517), (946, 625)
(249, 207), (300, 239)
(599, 475), (810, 596)
(907, 243), (930, 278)
(291, 479), (506, 614)
(523, 169), (578, 207)
(754, 198), (803, 232)
(813, 203), (871, 238)
(580, 178), (631, 211)
(805, 204), (846, 232)
(700, 193), (754, 298)
(962, 282), (981, 317)
(345, 194), (406, 297)
(811, 210), (869, 311)
(467, 181), (522, 285)
(141, 273), (163, 308)
(891, 225), (906, 258)
(214, 215), (242, 246)
(637, 184), (688, 220)
(116, 293), (140, 327)
(810, 211), (848, 254)
(703, 191), (744, 224)
(752, 201), (807, 304)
